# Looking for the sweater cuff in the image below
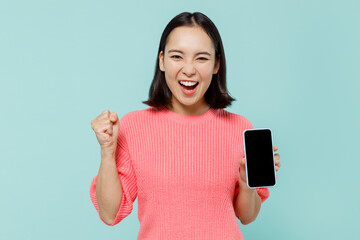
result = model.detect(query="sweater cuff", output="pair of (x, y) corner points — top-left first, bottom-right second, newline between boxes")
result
(256, 188), (270, 203)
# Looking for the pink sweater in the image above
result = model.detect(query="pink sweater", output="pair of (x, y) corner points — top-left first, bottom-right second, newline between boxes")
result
(90, 106), (269, 239)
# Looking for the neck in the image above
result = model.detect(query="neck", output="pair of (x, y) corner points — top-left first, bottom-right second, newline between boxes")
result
(167, 102), (210, 116)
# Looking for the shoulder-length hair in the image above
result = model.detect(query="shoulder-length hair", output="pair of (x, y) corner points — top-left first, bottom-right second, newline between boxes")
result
(142, 11), (236, 110)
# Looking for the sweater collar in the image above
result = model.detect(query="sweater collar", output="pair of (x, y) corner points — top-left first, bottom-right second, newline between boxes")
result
(158, 106), (216, 124)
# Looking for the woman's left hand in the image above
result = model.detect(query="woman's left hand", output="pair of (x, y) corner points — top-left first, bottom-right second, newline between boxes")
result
(239, 146), (281, 184)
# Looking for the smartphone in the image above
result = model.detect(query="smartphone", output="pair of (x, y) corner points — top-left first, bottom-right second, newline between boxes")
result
(243, 128), (276, 189)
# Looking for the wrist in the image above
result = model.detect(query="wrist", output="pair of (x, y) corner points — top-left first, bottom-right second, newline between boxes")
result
(239, 178), (255, 193)
(101, 147), (116, 158)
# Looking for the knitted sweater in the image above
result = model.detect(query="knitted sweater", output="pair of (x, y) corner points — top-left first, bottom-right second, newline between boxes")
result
(90, 106), (270, 239)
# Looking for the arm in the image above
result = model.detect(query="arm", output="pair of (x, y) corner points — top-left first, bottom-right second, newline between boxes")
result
(96, 149), (123, 225)
(234, 145), (281, 224)
(234, 180), (261, 225)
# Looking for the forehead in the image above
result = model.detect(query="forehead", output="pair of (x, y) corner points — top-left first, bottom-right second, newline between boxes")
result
(165, 26), (215, 53)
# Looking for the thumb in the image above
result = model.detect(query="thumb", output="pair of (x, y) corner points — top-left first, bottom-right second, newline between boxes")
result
(110, 112), (118, 123)
(112, 115), (119, 138)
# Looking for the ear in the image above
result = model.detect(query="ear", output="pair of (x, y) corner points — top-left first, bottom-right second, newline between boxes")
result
(213, 55), (220, 74)
(159, 51), (165, 72)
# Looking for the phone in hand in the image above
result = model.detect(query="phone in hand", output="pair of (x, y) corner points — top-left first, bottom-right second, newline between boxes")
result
(243, 128), (276, 189)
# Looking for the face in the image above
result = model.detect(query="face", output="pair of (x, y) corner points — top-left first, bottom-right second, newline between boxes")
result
(159, 26), (220, 115)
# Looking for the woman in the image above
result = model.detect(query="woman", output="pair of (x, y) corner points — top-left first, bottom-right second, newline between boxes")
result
(90, 11), (281, 239)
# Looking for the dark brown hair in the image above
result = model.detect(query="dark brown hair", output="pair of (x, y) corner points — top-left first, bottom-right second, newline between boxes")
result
(142, 11), (236, 110)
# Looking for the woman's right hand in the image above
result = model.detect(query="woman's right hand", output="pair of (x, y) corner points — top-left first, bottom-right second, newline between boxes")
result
(91, 109), (119, 154)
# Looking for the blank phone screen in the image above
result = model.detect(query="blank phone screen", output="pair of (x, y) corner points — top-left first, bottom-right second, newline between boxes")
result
(244, 129), (276, 188)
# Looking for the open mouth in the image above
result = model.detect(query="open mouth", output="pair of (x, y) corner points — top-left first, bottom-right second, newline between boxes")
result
(179, 81), (199, 90)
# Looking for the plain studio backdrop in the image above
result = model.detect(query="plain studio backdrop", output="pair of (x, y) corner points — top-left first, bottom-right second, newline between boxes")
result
(1, 0), (359, 239)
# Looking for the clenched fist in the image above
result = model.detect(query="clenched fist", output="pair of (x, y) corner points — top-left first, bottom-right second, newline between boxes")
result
(91, 109), (119, 154)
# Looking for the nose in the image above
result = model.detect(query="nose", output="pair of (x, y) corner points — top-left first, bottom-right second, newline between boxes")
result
(181, 62), (196, 77)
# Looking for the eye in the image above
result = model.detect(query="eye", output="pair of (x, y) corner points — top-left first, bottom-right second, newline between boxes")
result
(171, 55), (182, 59)
(198, 57), (208, 61)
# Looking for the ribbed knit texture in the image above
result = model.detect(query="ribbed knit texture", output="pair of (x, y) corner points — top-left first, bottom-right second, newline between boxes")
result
(90, 106), (270, 239)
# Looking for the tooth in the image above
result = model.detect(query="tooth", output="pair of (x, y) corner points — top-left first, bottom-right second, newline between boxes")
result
(180, 81), (197, 86)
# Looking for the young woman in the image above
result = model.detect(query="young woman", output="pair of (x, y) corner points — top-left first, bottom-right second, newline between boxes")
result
(90, 11), (281, 239)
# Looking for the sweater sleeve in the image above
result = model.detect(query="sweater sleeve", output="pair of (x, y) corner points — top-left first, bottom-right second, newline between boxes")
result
(89, 119), (138, 226)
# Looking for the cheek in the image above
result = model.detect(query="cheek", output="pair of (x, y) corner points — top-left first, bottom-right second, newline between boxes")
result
(197, 64), (215, 79)
(165, 61), (181, 76)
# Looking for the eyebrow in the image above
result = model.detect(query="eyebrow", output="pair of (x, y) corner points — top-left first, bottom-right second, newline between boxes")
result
(167, 49), (212, 56)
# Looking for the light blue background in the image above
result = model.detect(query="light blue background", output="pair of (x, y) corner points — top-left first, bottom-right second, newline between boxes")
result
(1, 0), (359, 239)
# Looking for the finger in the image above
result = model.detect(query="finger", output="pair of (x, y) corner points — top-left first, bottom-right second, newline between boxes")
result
(105, 126), (113, 135)
(102, 124), (112, 135)
(103, 109), (110, 116)
(275, 160), (281, 167)
(100, 110), (111, 121)
(275, 166), (279, 171)
(274, 153), (280, 160)
(274, 146), (278, 151)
